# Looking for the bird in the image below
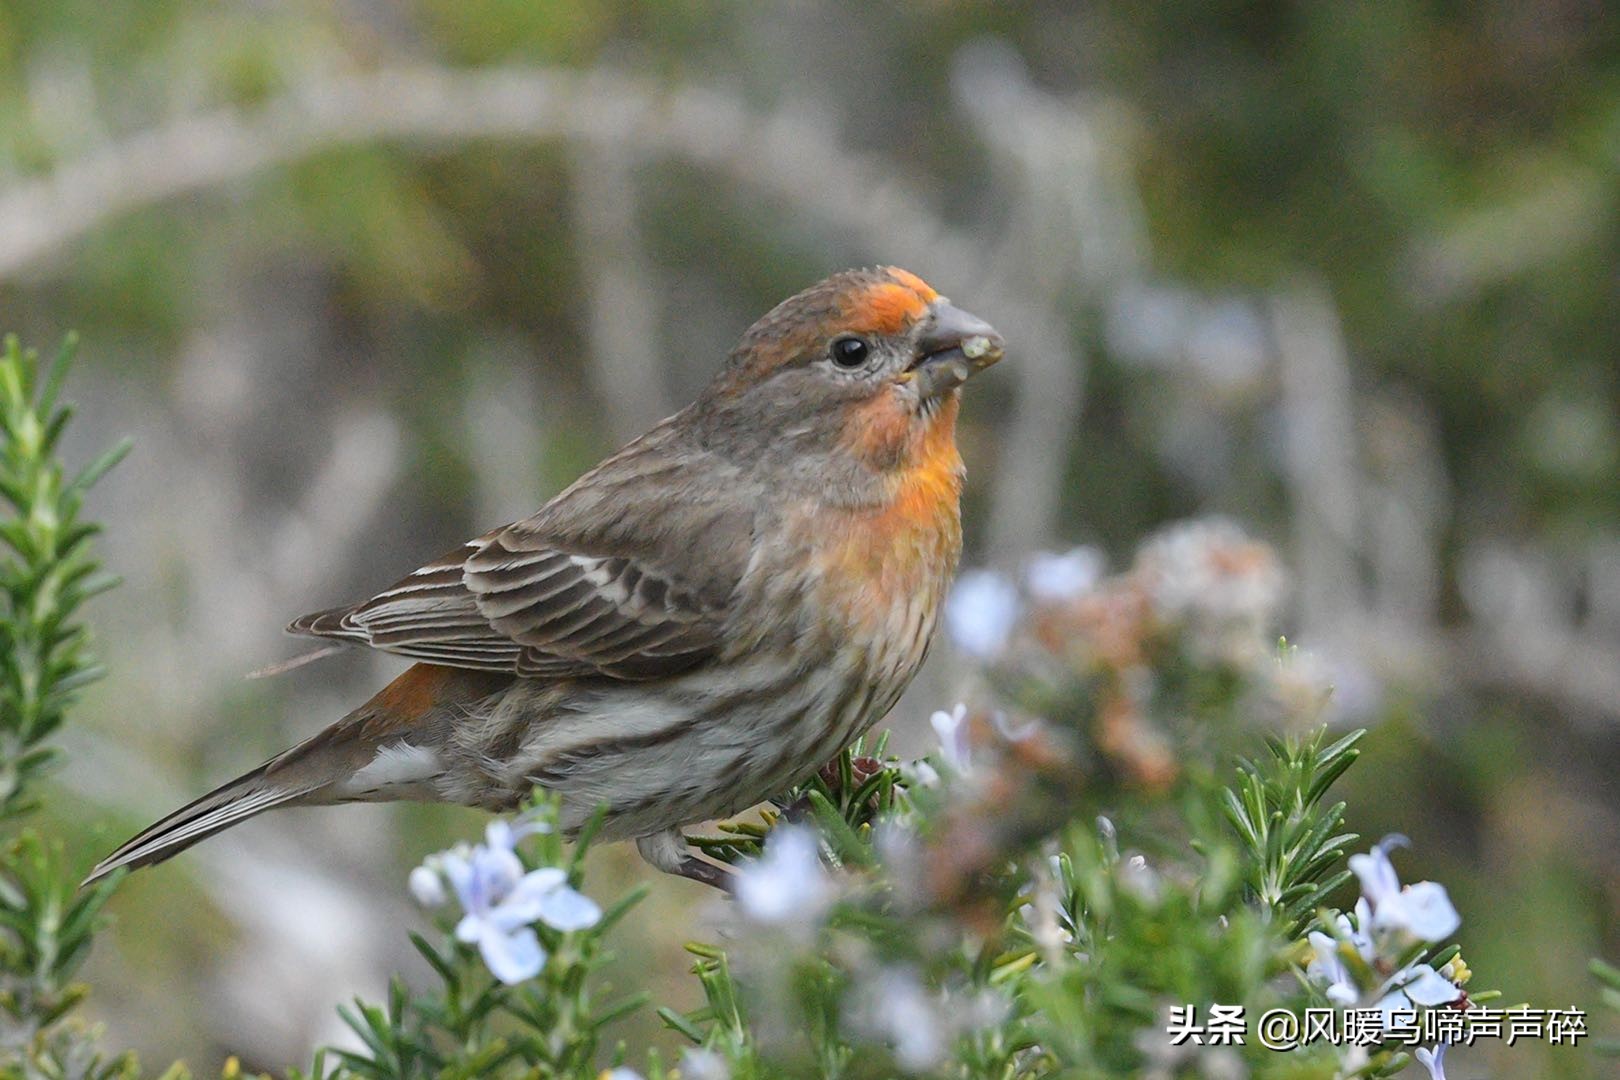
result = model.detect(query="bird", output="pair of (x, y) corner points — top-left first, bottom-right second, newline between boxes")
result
(87, 267), (1004, 890)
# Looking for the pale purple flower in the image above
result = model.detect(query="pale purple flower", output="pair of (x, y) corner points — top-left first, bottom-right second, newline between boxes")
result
(602, 1070), (644, 1080)
(1373, 963), (1461, 1017)
(735, 826), (833, 926)
(847, 969), (946, 1073)
(1379, 878), (1460, 939)
(929, 703), (972, 772)
(429, 819), (602, 984)
(1305, 839), (1464, 1014)
(409, 864), (447, 908)
(900, 759), (941, 789)
(874, 822), (922, 895)
(1306, 901), (1383, 1006)
(678, 1049), (730, 1080)
(944, 570), (1020, 658)
(1096, 815), (1118, 858)
(1415, 1043), (1448, 1080)
(1025, 547), (1105, 602)
(1119, 853), (1162, 904)
(441, 844), (541, 983)
(1349, 836), (1460, 944)
(1349, 835), (1404, 898)
(1350, 897), (1377, 952)
(1306, 928), (1359, 1006)
(484, 812), (552, 851)
(991, 709), (1040, 742)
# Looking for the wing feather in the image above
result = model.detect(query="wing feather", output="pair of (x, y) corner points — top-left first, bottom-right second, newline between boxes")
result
(286, 418), (754, 681)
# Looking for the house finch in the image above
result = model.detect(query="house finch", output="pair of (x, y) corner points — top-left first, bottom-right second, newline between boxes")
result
(88, 267), (1003, 889)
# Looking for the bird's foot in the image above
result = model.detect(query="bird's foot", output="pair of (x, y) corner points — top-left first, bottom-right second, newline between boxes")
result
(636, 829), (735, 894)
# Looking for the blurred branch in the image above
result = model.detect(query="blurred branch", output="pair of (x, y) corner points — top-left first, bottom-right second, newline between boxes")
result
(1456, 542), (1620, 724)
(461, 351), (545, 526)
(950, 41), (1151, 559)
(267, 407), (403, 593)
(568, 143), (672, 441)
(1361, 394), (1445, 633)
(0, 65), (983, 288)
(1403, 167), (1605, 305)
(1451, 626), (1620, 724)
(152, 268), (404, 682)
(1268, 287), (1366, 640)
(0, 62), (1076, 558)
(1591, 537), (1620, 640)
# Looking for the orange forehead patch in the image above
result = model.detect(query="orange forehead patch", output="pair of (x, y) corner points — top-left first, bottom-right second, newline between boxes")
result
(885, 267), (939, 301)
(844, 268), (939, 336)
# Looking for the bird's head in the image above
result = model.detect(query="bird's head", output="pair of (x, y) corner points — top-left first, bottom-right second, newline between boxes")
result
(694, 267), (1004, 502)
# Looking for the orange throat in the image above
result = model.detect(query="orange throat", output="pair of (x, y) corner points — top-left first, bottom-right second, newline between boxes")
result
(879, 394), (965, 534)
(817, 392), (965, 623)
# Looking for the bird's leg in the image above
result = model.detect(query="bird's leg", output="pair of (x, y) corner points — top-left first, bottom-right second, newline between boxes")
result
(674, 852), (737, 893)
(636, 829), (736, 894)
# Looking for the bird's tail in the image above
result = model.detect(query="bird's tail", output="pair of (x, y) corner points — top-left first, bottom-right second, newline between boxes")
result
(83, 751), (330, 886)
(84, 663), (502, 887)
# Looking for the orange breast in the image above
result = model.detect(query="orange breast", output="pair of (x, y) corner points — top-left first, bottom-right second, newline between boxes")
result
(815, 396), (964, 639)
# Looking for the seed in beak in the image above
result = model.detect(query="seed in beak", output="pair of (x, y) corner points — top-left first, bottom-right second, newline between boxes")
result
(961, 335), (996, 361)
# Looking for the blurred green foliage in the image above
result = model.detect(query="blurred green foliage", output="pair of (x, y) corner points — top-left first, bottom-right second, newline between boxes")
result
(0, 336), (129, 1078)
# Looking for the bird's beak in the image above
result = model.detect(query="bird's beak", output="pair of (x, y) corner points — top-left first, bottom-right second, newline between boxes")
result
(908, 300), (1005, 401)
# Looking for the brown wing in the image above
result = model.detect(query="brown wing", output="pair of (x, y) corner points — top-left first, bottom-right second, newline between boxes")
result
(288, 419), (756, 680)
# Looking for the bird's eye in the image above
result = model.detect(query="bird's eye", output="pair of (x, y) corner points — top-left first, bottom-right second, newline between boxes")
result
(829, 335), (872, 368)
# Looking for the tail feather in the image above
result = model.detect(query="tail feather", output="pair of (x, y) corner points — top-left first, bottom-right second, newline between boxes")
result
(84, 761), (324, 886)
(86, 663), (496, 887)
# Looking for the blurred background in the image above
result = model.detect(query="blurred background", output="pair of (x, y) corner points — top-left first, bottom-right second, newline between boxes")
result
(0, 0), (1615, 1074)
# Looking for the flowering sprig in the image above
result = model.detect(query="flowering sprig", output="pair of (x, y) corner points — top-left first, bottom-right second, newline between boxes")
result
(941, 522), (1336, 802)
(409, 816), (602, 984)
(1294, 836), (1487, 1078)
(302, 797), (645, 1080)
(1305, 838), (1465, 1014)
(653, 530), (1499, 1079)
(688, 730), (906, 866)
(1134, 519), (1283, 666)
(945, 523), (1286, 671)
